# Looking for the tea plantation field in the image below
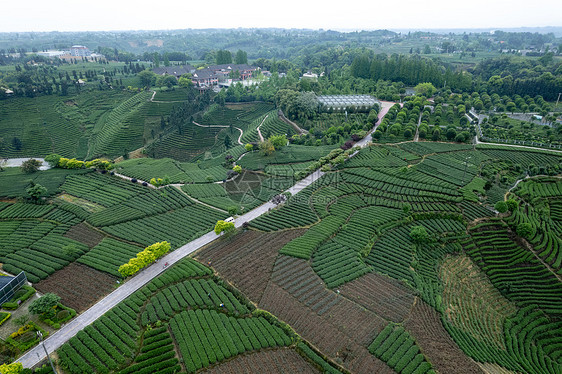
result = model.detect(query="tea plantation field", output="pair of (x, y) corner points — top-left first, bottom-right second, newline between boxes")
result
(1, 130), (562, 373)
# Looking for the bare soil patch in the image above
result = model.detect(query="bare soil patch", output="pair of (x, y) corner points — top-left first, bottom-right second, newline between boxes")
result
(64, 222), (105, 248)
(34, 263), (116, 312)
(339, 272), (416, 323)
(202, 348), (320, 374)
(195, 229), (304, 302)
(404, 298), (483, 374)
(260, 280), (391, 374)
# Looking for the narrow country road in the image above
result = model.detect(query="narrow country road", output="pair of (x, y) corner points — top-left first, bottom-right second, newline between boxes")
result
(356, 100), (395, 147)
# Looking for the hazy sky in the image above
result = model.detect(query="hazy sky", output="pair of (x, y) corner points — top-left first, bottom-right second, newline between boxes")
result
(2, 0), (561, 32)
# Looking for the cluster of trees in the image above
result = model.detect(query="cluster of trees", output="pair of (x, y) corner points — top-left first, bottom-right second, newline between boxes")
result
(118, 241), (171, 277)
(45, 154), (113, 170)
(259, 134), (288, 156)
(0, 62), (135, 99)
(275, 89), (318, 121)
(211, 49), (248, 65)
(351, 54), (473, 92)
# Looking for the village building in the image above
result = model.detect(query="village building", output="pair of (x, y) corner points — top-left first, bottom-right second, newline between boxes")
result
(153, 65), (195, 78)
(70, 45), (91, 57)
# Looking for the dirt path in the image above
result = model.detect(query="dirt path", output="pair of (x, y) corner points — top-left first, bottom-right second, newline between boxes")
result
(413, 111), (422, 142)
(149, 90), (188, 103)
(192, 121), (244, 145)
(277, 110), (308, 135)
(256, 114), (268, 142)
(171, 184), (228, 214)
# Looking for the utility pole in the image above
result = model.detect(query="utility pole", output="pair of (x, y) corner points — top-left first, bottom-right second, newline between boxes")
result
(37, 331), (57, 374)
(556, 93), (561, 110)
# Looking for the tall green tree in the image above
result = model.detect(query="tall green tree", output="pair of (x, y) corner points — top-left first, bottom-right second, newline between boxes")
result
(235, 50), (248, 64)
(26, 183), (47, 203)
(216, 50), (232, 65)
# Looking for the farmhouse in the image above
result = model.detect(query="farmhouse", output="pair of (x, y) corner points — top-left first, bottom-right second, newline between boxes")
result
(191, 64), (258, 87)
(191, 69), (219, 87)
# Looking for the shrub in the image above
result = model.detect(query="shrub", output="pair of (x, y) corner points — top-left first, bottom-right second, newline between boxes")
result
(29, 293), (60, 318)
(21, 159), (43, 173)
(506, 199), (518, 212)
(0, 312), (11, 326)
(494, 201), (508, 213)
(516, 223), (534, 238)
(56, 310), (70, 320)
(44, 154), (62, 168)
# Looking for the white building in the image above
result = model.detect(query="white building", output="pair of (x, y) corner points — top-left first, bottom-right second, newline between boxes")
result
(37, 50), (66, 58)
(70, 45), (91, 57)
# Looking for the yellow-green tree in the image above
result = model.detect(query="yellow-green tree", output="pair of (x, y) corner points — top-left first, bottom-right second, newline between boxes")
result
(118, 263), (136, 278)
(259, 140), (275, 156)
(214, 220), (235, 235)
(118, 241), (171, 278)
(146, 241), (171, 258)
(0, 362), (23, 374)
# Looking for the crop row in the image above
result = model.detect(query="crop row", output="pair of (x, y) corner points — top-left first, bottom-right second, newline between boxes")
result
(0, 221), (56, 258)
(468, 227), (562, 316)
(250, 195), (318, 231)
(103, 204), (226, 247)
(145, 258), (212, 291)
(58, 305), (138, 373)
(77, 238), (143, 277)
(42, 208), (81, 225)
(61, 173), (144, 207)
(258, 114), (295, 138)
(141, 278), (249, 325)
(89, 90), (152, 157)
(366, 226), (415, 285)
(341, 169), (461, 200)
(479, 147), (562, 168)
(87, 186), (193, 227)
(398, 142), (473, 156)
(334, 205), (404, 251)
(2, 234), (88, 283)
(460, 201), (494, 221)
(312, 241), (371, 288)
(181, 183), (228, 199)
(120, 326), (180, 374)
(279, 215), (345, 259)
(368, 323), (435, 374)
(170, 309), (291, 373)
(0, 203), (54, 219)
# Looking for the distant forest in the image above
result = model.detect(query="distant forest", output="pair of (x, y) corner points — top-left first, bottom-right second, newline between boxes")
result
(0, 28), (561, 101)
